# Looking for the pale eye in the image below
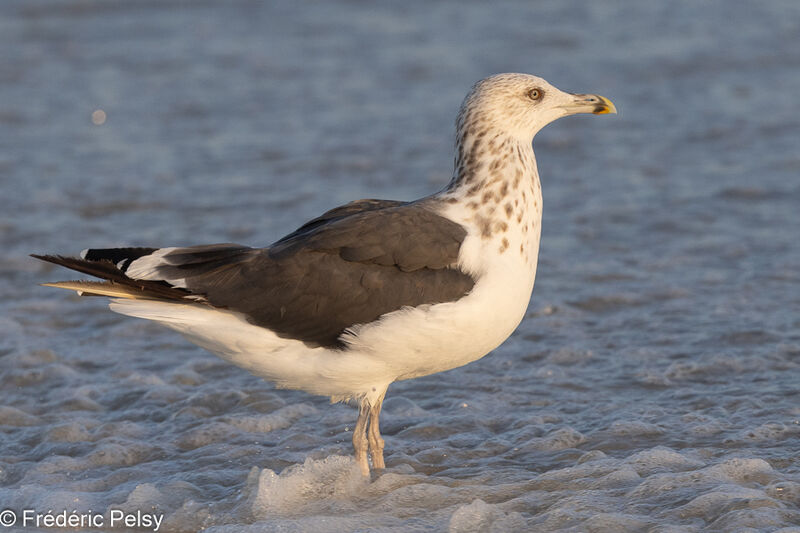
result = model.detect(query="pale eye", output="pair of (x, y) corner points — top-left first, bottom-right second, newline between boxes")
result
(527, 88), (543, 101)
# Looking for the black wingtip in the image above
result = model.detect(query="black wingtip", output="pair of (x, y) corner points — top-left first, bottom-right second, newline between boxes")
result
(30, 251), (192, 301)
(30, 253), (65, 264)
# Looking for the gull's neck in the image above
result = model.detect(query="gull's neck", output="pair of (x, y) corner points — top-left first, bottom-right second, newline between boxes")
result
(445, 130), (537, 193)
(436, 121), (541, 216)
(430, 120), (544, 274)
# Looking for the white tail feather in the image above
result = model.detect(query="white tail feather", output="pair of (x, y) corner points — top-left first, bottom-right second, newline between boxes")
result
(125, 247), (178, 280)
(108, 299), (390, 402)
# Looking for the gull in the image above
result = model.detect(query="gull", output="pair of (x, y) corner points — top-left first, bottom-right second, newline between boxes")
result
(33, 73), (615, 476)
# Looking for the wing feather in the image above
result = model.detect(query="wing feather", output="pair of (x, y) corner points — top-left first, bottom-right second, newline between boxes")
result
(33, 200), (474, 349)
(188, 202), (474, 347)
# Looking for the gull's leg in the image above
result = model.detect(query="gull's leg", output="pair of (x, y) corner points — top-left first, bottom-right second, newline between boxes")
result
(367, 395), (386, 470)
(353, 400), (370, 476)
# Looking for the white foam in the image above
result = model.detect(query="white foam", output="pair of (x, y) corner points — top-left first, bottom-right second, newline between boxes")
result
(626, 447), (704, 475)
(47, 421), (93, 442)
(581, 512), (650, 532)
(118, 483), (164, 513)
(739, 422), (798, 441)
(239, 456), (368, 518)
(609, 420), (665, 437)
(627, 458), (776, 500)
(86, 441), (153, 467)
(588, 466), (641, 489)
(765, 481), (800, 504)
(519, 426), (586, 452)
(678, 486), (771, 520)
(224, 403), (317, 433)
(448, 499), (525, 533)
(0, 405), (40, 426)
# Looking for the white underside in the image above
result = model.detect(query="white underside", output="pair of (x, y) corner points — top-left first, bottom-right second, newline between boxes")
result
(109, 253), (534, 404)
(110, 170), (543, 404)
(109, 298), (389, 403)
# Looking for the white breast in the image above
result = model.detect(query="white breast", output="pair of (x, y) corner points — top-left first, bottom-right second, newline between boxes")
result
(342, 167), (543, 382)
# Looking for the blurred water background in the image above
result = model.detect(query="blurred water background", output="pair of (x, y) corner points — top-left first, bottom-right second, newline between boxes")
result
(1, 1), (799, 531)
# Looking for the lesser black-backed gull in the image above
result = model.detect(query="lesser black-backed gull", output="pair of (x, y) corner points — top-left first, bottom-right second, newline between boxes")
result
(33, 73), (616, 476)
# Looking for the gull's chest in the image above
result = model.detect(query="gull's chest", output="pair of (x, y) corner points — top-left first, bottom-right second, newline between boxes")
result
(347, 188), (544, 382)
(444, 170), (544, 279)
(402, 179), (545, 368)
(454, 193), (543, 333)
(346, 149), (545, 380)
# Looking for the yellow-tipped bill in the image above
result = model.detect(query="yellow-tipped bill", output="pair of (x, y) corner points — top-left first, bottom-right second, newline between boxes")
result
(592, 95), (616, 115)
(560, 93), (617, 115)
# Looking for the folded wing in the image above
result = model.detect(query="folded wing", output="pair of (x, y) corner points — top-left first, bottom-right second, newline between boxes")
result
(33, 200), (475, 348)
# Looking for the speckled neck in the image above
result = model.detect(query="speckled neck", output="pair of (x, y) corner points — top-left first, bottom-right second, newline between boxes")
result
(448, 135), (536, 191)
(432, 121), (543, 265)
(441, 102), (534, 187)
(438, 114), (540, 208)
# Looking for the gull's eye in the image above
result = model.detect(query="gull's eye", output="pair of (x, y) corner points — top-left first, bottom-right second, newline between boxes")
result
(527, 88), (543, 101)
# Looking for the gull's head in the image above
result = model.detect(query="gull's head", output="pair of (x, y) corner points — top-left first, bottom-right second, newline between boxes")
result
(458, 73), (616, 142)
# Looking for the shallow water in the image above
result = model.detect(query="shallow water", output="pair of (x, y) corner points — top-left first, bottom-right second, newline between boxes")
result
(2, 0), (799, 531)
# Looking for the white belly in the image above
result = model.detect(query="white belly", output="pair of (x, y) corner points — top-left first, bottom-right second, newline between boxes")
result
(342, 223), (540, 381)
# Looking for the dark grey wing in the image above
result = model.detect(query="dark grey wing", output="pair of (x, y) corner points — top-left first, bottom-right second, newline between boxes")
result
(184, 203), (475, 348)
(275, 199), (407, 243)
(33, 201), (475, 349)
